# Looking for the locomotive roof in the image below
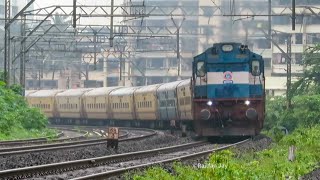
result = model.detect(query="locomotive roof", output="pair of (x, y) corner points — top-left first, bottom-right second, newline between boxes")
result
(134, 83), (162, 94)
(29, 89), (65, 97)
(83, 87), (122, 97)
(109, 87), (140, 96)
(157, 80), (184, 92)
(56, 88), (92, 97)
(213, 42), (241, 46)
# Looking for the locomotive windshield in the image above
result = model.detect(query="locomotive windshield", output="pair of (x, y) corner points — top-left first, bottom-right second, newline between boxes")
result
(197, 62), (205, 77)
(251, 60), (260, 76)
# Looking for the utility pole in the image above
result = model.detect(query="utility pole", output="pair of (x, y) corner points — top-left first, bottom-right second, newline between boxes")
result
(4, 0), (35, 91)
(73, 0), (77, 28)
(93, 31), (97, 70)
(120, 50), (123, 86)
(110, 0), (114, 47)
(4, 0), (11, 86)
(292, 0), (295, 30)
(286, 35), (292, 109)
(268, 0), (271, 38)
(20, 15), (26, 93)
(103, 56), (108, 87)
(171, 16), (185, 80)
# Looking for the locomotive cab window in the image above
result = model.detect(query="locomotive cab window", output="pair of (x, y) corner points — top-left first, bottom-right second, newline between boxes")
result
(251, 60), (261, 76)
(196, 61), (205, 77)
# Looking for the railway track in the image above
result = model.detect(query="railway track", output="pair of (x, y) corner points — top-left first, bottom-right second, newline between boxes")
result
(0, 139), (249, 179)
(0, 128), (87, 147)
(0, 128), (154, 157)
(72, 139), (250, 180)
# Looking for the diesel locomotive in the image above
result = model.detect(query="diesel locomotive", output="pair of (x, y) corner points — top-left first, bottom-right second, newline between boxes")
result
(25, 42), (265, 137)
(192, 42), (265, 136)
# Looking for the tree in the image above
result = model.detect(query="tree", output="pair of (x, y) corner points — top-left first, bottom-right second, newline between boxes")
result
(290, 44), (320, 96)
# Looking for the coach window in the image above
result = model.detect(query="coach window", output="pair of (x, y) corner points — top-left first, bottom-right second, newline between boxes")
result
(197, 61), (205, 77)
(251, 60), (261, 76)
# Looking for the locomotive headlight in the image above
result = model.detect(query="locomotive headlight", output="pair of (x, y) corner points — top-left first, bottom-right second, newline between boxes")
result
(245, 100), (250, 106)
(207, 100), (213, 106)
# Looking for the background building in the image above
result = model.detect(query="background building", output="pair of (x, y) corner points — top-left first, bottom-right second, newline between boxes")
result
(2, 0), (320, 96)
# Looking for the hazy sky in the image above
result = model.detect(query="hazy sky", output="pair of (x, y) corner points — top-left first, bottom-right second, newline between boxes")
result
(34, 0), (123, 9)
(32, 0), (125, 25)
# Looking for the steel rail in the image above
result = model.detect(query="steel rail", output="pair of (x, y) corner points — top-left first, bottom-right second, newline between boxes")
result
(0, 129), (154, 156)
(0, 131), (66, 147)
(0, 129), (88, 147)
(0, 140), (208, 179)
(72, 139), (250, 180)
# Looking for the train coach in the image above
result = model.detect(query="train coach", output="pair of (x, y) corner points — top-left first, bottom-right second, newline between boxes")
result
(26, 90), (64, 118)
(25, 42), (265, 137)
(83, 87), (121, 123)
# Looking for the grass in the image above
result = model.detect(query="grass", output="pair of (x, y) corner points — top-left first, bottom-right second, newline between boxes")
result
(130, 125), (320, 180)
(0, 127), (57, 141)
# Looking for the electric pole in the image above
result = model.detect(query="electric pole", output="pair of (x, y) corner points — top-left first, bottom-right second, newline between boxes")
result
(286, 35), (292, 109)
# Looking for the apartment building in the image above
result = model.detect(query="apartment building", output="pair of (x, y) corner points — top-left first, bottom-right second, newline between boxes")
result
(125, 0), (320, 96)
(123, 0), (199, 86)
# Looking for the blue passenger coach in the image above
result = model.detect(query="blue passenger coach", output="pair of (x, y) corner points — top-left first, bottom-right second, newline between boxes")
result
(192, 42), (265, 137)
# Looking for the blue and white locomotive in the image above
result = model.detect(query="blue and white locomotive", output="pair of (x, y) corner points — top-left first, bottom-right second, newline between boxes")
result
(192, 42), (265, 137)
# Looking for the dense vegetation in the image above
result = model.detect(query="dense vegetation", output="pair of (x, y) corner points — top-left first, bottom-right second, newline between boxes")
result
(132, 45), (320, 179)
(290, 44), (320, 96)
(265, 95), (320, 138)
(131, 126), (319, 180)
(0, 73), (54, 140)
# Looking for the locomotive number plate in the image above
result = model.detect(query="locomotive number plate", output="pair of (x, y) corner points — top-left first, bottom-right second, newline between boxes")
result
(223, 80), (233, 84)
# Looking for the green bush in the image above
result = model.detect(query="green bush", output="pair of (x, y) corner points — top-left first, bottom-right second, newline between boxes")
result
(265, 95), (320, 132)
(0, 79), (50, 140)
